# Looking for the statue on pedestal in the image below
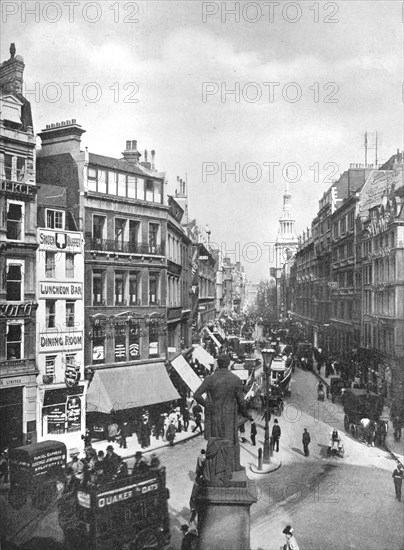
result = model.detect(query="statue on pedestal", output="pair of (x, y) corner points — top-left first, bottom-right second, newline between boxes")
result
(193, 354), (253, 474)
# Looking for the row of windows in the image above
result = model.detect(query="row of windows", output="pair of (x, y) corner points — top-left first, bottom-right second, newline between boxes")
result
(332, 210), (355, 239)
(6, 203), (65, 242)
(2, 154), (26, 182)
(45, 300), (76, 329)
(91, 216), (161, 252)
(92, 324), (159, 364)
(364, 324), (394, 354)
(87, 167), (162, 204)
(93, 270), (159, 306)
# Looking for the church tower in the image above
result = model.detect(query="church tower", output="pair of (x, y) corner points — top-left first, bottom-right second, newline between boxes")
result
(275, 181), (298, 269)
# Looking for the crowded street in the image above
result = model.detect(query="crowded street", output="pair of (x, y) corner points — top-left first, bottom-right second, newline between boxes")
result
(2, 363), (403, 550)
(1, 2), (404, 549)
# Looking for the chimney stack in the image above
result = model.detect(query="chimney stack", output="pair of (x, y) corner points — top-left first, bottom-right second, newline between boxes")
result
(0, 43), (25, 94)
(38, 120), (86, 156)
(121, 139), (141, 164)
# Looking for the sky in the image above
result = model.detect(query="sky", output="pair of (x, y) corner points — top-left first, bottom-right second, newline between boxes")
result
(1, 0), (403, 281)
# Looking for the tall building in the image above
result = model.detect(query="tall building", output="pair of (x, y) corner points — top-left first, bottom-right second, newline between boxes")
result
(36, 185), (86, 452)
(37, 124), (180, 430)
(0, 44), (38, 449)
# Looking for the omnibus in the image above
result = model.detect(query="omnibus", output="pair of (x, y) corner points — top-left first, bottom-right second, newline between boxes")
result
(59, 466), (171, 550)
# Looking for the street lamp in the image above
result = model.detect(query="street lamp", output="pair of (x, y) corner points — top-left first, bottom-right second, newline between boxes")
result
(261, 347), (276, 463)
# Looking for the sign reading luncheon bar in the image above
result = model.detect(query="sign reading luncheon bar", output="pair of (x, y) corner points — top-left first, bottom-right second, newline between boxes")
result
(39, 282), (83, 299)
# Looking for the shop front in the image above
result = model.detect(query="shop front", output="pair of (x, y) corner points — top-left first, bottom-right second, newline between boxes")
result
(0, 368), (38, 449)
(39, 384), (86, 452)
(86, 361), (181, 439)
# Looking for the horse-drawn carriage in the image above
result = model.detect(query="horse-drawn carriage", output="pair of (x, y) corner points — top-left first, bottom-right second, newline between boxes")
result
(342, 388), (384, 440)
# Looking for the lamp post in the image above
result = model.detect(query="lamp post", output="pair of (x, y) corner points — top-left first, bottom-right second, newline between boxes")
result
(261, 347), (276, 464)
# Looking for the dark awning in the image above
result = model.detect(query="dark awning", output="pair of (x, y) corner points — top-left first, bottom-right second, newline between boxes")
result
(86, 362), (180, 414)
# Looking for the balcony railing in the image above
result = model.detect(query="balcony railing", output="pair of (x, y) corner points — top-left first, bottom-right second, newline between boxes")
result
(86, 237), (165, 256)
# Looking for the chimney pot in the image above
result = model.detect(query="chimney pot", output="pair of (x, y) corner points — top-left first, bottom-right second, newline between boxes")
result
(51, 123), (55, 128)
(132, 140), (137, 150)
(126, 140), (131, 150)
(72, 118), (76, 123)
(67, 120), (71, 125)
(144, 149), (148, 161)
(46, 124), (50, 129)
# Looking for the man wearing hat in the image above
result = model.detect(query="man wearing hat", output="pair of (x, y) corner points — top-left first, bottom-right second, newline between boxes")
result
(282, 525), (300, 550)
(392, 463), (403, 501)
(104, 445), (120, 478)
(193, 353), (254, 471)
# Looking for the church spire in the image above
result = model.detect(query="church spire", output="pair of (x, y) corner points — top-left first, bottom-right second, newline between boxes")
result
(274, 181), (298, 269)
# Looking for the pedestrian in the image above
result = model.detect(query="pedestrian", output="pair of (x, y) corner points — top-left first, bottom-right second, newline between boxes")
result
(182, 406), (190, 432)
(118, 421), (129, 449)
(189, 476), (202, 526)
(302, 428), (311, 457)
(81, 428), (92, 450)
(180, 524), (198, 550)
(107, 421), (118, 443)
(393, 416), (402, 442)
(272, 419), (281, 452)
(0, 450), (9, 484)
(140, 417), (151, 449)
(250, 422), (257, 446)
(192, 406), (203, 434)
(195, 449), (206, 479)
(150, 453), (160, 469)
(166, 419), (177, 446)
(392, 463), (403, 502)
(282, 525), (300, 550)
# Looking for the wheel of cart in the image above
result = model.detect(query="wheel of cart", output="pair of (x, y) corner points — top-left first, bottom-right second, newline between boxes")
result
(130, 528), (161, 550)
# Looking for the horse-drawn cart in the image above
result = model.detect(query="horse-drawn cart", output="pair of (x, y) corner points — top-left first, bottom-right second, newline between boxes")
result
(342, 388), (384, 439)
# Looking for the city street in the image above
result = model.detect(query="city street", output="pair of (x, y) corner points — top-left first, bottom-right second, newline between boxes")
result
(1, 366), (403, 549)
(162, 367), (404, 549)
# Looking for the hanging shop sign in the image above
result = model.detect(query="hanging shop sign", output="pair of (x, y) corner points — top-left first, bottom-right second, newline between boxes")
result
(66, 396), (81, 432)
(65, 362), (80, 388)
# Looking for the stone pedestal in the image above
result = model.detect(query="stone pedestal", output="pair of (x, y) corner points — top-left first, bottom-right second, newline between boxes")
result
(196, 470), (258, 550)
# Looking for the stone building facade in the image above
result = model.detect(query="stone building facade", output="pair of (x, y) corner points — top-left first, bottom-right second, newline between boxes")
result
(0, 45), (38, 448)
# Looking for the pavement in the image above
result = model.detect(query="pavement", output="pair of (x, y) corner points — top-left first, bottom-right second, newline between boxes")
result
(89, 420), (204, 461)
(311, 362), (404, 463)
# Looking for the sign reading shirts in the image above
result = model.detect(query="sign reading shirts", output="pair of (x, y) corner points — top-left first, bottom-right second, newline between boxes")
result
(38, 229), (83, 252)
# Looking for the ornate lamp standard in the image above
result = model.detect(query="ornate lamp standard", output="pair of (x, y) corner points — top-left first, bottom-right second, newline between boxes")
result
(261, 347), (276, 463)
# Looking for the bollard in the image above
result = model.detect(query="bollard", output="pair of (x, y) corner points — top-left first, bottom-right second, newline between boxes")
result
(269, 436), (273, 457)
(258, 448), (263, 470)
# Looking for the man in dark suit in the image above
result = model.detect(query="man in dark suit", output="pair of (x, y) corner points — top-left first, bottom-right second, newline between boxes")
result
(193, 354), (253, 471)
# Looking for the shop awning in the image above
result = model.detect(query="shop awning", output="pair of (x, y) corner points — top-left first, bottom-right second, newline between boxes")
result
(170, 355), (202, 393)
(86, 362), (180, 414)
(202, 327), (222, 349)
(192, 344), (215, 372)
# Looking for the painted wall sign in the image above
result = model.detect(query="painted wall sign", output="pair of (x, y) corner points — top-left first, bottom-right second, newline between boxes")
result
(39, 331), (83, 352)
(39, 282), (83, 299)
(38, 229), (83, 252)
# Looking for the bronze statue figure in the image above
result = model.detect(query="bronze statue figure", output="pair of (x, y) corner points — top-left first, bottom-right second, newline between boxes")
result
(193, 354), (253, 472)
